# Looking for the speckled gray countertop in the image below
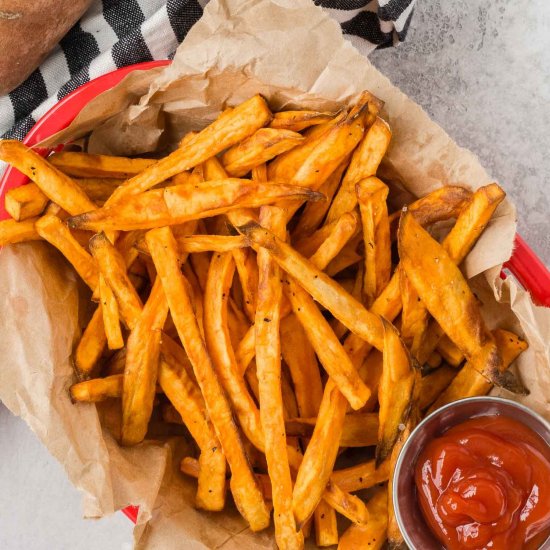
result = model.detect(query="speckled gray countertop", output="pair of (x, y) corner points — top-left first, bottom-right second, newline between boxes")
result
(1, 2), (548, 549)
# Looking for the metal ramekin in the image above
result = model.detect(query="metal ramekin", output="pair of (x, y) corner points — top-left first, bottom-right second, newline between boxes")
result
(392, 396), (550, 550)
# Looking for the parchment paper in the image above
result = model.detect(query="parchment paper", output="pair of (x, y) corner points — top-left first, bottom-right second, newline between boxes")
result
(1, 0), (548, 548)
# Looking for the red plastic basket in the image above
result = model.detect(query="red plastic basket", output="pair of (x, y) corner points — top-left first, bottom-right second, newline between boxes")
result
(1, 61), (549, 525)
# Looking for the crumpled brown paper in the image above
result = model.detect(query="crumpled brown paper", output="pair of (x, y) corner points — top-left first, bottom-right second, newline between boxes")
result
(1, 0), (549, 548)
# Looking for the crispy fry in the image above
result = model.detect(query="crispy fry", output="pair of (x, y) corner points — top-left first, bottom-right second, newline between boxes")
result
(99, 276), (124, 350)
(0, 140), (96, 215)
(0, 217), (42, 246)
(222, 128), (304, 177)
(68, 179), (322, 232)
(70, 374), (123, 402)
(203, 251), (264, 451)
(121, 278), (169, 445)
(236, 323), (256, 375)
(338, 488), (388, 550)
(357, 177), (391, 305)
(429, 329), (528, 412)
(89, 232), (143, 329)
(331, 460), (390, 493)
(286, 276), (370, 410)
(238, 222), (385, 351)
(255, 206), (303, 549)
(399, 268), (428, 355)
(327, 116), (390, 223)
(269, 110), (337, 132)
(280, 313), (323, 418)
(417, 365), (457, 411)
(437, 335), (464, 367)
(233, 248), (259, 323)
(325, 245), (362, 277)
(398, 209), (526, 393)
(49, 151), (156, 178)
(176, 235), (247, 253)
(74, 177), (123, 203)
(146, 226), (270, 531)
(376, 318), (416, 465)
(103, 348), (127, 376)
(159, 345), (226, 511)
(5, 183), (49, 221)
(35, 214), (99, 290)
(106, 95), (272, 204)
(323, 481), (369, 525)
(74, 306), (107, 379)
(314, 500), (339, 547)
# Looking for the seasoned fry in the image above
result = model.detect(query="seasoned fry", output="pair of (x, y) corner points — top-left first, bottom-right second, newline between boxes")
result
(399, 268), (428, 354)
(74, 306), (107, 379)
(238, 222), (385, 351)
(121, 278), (169, 446)
(75, 177), (122, 203)
(35, 215), (99, 290)
(98, 276), (124, 350)
(106, 95), (272, 204)
(327, 117), (390, 223)
(0, 217), (42, 246)
(159, 346), (226, 511)
(325, 245), (362, 277)
(0, 140), (96, 215)
(286, 276), (371, 410)
(49, 151), (156, 178)
(437, 335), (464, 367)
(5, 183), (49, 221)
(70, 374), (123, 402)
(146, 226), (270, 531)
(376, 318), (416, 465)
(338, 488), (388, 550)
(417, 365), (457, 411)
(255, 205), (303, 549)
(331, 459), (390, 493)
(314, 500), (339, 547)
(222, 128), (304, 177)
(269, 110), (337, 132)
(89, 233), (143, 329)
(322, 481), (369, 525)
(429, 329), (528, 412)
(176, 235), (247, 253)
(68, 179), (322, 232)
(232, 248), (259, 323)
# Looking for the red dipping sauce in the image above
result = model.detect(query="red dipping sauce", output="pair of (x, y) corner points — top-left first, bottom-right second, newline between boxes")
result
(415, 415), (550, 550)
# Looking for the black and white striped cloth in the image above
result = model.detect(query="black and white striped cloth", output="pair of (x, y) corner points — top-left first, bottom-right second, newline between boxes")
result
(0, 0), (416, 141)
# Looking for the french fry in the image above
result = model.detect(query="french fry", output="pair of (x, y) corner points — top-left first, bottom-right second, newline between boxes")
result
(376, 318), (416, 465)
(254, 205), (303, 549)
(280, 313), (323, 418)
(269, 110), (337, 132)
(0, 140), (96, 216)
(0, 217), (42, 246)
(399, 268), (428, 356)
(68, 179), (322, 232)
(203, 251), (265, 451)
(103, 347), (127, 376)
(437, 335), (464, 367)
(357, 177), (391, 306)
(74, 306), (107, 379)
(5, 183), (49, 221)
(233, 248), (259, 323)
(49, 151), (156, 178)
(89, 233), (143, 329)
(236, 323), (256, 375)
(121, 278), (169, 446)
(106, 95), (273, 204)
(146, 226), (270, 531)
(331, 459), (390, 493)
(98, 276), (124, 350)
(286, 277), (371, 410)
(238, 222), (385, 351)
(398, 209), (526, 393)
(75, 177), (123, 203)
(70, 374), (123, 402)
(325, 245), (362, 277)
(338, 488), (388, 550)
(222, 128), (304, 177)
(159, 346), (226, 511)
(417, 365), (457, 411)
(176, 235), (247, 253)
(327, 116), (391, 223)
(322, 481), (369, 525)
(314, 500), (339, 547)
(35, 215), (99, 290)
(429, 329), (528, 412)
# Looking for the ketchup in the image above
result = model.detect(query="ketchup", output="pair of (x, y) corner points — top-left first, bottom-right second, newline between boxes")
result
(415, 415), (550, 550)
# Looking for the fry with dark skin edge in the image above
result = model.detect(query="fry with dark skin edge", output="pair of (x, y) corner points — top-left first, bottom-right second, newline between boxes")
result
(70, 374), (123, 402)
(158, 347), (226, 511)
(98, 276), (124, 350)
(398, 209), (527, 394)
(338, 488), (388, 550)
(255, 205), (304, 549)
(0, 140), (96, 216)
(376, 318), (416, 466)
(222, 128), (304, 177)
(5, 183), (49, 221)
(322, 481), (369, 525)
(74, 306), (107, 380)
(269, 110), (337, 132)
(121, 277), (169, 446)
(0, 217), (42, 246)
(146, 226), (270, 531)
(417, 365), (457, 410)
(68, 179), (322, 232)
(105, 95), (272, 204)
(48, 152), (156, 178)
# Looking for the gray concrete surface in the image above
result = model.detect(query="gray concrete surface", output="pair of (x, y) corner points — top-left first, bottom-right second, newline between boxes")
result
(1, 1), (548, 549)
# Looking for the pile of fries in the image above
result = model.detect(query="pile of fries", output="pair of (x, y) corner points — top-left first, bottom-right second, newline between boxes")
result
(0, 92), (528, 549)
